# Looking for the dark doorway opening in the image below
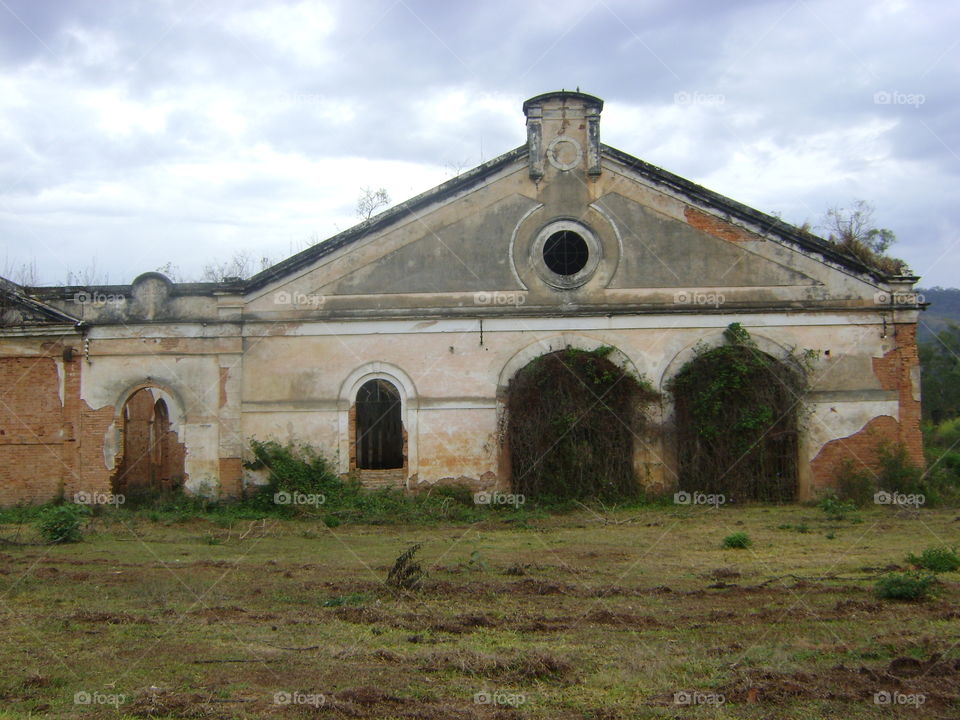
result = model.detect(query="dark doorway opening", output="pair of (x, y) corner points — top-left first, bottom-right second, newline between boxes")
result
(670, 344), (800, 502)
(355, 379), (404, 470)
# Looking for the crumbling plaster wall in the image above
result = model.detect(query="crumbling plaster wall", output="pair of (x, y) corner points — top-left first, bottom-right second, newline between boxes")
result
(240, 310), (917, 500)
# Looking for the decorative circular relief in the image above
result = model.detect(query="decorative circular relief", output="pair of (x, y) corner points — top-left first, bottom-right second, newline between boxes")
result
(546, 136), (582, 171)
(531, 220), (601, 289)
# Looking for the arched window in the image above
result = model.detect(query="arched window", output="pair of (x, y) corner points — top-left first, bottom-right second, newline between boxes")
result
(355, 379), (403, 470)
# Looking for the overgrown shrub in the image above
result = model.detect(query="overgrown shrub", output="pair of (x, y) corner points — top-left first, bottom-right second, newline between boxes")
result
(877, 441), (958, 507)
(36, 504), (91, 544)
(833, 458), (875, 506)
(239, 440), (548, 525)
(245, 439), (342, 502)
(669, 324), (808, 502)
(906, 546), (960, 573)
(722, 532), (752, 549)
(507, 347), (659, 502)
(818, 493), (858, 521)
(875, 571), (938, 601)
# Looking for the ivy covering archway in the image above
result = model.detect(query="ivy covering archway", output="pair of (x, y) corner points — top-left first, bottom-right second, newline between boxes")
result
(668, 324), (805, 502)
(507, 347), (659, 501)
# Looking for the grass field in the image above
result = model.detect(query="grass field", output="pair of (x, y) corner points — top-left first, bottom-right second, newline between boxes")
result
(1, 504), (958, 719)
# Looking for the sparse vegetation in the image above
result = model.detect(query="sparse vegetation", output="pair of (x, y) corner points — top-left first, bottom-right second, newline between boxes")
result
(820, 199), (908, 275)
(35, 503), (90, 544)
(906, 546), (960, 573)
(722, 531), (752, 548)
(818, 494), (859, 521)
(2, 506), (959, 717)
(875, 571), (938, 601)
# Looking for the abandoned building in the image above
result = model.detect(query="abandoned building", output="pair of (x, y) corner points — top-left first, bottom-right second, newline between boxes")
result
(0, 91), (924, 506)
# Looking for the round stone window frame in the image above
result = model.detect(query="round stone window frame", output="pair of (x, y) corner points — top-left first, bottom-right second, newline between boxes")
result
(531, 220), (602, 289)
(546, 136), (583, 171)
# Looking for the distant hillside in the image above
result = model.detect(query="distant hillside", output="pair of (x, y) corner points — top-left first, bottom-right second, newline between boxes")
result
(917, 287), (960, 343)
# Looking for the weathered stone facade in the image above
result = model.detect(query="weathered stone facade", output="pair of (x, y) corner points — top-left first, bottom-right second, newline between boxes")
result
(0, 91), (923, 505)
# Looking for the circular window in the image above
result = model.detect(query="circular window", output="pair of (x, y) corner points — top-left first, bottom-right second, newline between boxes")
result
(531, 220), (601, 289)
(543, 231), (589, 276)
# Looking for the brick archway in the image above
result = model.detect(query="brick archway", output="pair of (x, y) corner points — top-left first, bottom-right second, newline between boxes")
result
(111, 387), (185, 498)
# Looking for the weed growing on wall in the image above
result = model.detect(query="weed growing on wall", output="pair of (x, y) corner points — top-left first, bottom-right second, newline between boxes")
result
(669, 324), (810, 502)
(507, 347), (660, 502)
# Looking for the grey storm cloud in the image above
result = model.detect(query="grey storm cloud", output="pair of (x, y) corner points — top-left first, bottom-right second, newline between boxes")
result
(0, 0), (957, 286)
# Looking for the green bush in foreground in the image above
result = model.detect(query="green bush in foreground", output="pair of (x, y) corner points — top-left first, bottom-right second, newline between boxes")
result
(36, 503), (91, 544)
(722, 532), (752, 549)
(875, 571), (938, 601)
(906, 546), (960, 573)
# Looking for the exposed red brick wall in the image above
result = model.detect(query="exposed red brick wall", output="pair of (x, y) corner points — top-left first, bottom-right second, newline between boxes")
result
(872, 323), (924, 464)
(810, 416), (899, 492)
(684, 207), (758, 243)
(219, 458), (242, 498)
(811, 323), (924, 489)
(0, 349), (83, 505)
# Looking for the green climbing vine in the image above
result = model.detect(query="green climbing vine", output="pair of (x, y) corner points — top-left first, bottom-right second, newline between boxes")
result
(668, 324), (812, 502)
(507, 346), (660, 502)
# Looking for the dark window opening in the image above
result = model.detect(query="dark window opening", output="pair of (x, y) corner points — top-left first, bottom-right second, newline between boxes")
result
(543, 230), (589, 276)
(355, 379), (404, 470)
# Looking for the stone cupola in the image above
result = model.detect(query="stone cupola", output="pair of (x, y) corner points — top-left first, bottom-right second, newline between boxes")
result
(522, 90), (604, 181)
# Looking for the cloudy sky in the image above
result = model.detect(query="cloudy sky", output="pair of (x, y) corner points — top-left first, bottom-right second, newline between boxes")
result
(0, 0), (957, 288)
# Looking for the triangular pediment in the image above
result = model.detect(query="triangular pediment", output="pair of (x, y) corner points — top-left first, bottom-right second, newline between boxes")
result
(0, 281), (79, 327)
(243, 139), (896, 319)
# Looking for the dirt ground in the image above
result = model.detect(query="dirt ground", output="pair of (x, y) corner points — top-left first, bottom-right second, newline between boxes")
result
(1, 505), (958, 718)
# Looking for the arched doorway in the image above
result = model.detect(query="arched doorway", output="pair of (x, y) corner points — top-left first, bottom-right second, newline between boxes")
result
(506, 347), (659, 501)
(112, 388), (185, 498)
(354, 379), (404, 470)
(668, 337), (801, 502)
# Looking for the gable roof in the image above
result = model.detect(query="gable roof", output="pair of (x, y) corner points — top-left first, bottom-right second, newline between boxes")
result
(243, 140), (910, 295)
(0, 278), (80, 328)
